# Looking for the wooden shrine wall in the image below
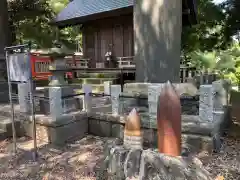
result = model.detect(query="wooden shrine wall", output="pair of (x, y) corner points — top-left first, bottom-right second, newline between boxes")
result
(82, 14), (134, 67)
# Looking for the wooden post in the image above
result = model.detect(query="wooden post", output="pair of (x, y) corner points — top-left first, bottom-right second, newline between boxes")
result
(157, 81), (181, 156)
(124, 108), (143, 149)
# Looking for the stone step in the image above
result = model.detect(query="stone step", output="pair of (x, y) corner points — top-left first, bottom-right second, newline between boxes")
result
(72, 78), (116, 84)
(77, 72), (118, 78)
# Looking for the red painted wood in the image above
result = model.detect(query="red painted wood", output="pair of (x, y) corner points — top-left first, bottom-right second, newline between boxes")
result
(30, 53), (73, 80)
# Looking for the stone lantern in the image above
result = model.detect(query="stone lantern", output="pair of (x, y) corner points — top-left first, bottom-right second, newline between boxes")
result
(37, 44), (79, 120)
(40, 44), (73, 86)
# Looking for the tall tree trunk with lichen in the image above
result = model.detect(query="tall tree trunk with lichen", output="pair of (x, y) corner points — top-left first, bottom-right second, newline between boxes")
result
(0, 0), (10, 80)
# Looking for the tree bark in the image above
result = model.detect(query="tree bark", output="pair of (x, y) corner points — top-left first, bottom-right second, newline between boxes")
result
(0, 0), (10, 81)
(0, 0), (10, 58)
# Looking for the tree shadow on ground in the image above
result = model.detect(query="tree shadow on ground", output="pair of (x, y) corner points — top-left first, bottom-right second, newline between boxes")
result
(0, 135), (113, 179)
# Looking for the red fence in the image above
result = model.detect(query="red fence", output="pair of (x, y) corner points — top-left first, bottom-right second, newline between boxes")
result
(30, 54), (52, 80)
(30, 53), (90, 80)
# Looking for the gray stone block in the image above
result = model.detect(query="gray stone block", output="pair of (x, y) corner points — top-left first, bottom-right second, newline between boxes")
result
(88, 119), (112, 137)
(0, 116), (24, 137)
(48, 118), (88, 145)
(88, 119), (100, 135)
(22, 113), (88, 145)
(182, 134), (213, 153)
(111, 124), (124, 138)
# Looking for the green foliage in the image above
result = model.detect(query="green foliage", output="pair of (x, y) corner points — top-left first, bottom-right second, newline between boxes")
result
(4, 0), (239, 57)
(189, 51), (217, 71)
(182, 0), (226, 55)
(221, 0), (240, 44)
(190, 43), (240, 85)
(8, 0), (81, 49)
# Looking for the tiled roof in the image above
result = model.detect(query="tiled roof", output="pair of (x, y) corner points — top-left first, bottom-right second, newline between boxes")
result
(54, 0), (197, 26)
(54, 0), (134, 24)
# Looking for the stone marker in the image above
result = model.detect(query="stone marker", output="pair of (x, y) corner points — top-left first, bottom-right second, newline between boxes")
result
(111, 85), (121, 116)
(82, 84), (92, 112)
(199, 85), (214, 122)
(124, 108), (143, 149)
(104, 81), (112, 95)
(157, 81), (181, 156)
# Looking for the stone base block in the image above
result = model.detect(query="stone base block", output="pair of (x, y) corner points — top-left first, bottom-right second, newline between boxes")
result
(0, 116), (25, 137)
(98, 143), (212, 180)
(124, 82), (198, 96)
(22, 114), (88, 145)
(88, 114), (224, 153)
(88, 118), (124, 139)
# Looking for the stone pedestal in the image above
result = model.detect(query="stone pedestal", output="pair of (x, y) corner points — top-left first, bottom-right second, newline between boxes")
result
(134, 0), (182, 83)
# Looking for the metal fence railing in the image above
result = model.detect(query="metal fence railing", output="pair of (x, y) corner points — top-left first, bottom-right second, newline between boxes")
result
(5, 89), (200, 119)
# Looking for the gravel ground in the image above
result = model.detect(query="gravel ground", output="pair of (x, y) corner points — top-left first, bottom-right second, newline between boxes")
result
(0, 125), (239, 180)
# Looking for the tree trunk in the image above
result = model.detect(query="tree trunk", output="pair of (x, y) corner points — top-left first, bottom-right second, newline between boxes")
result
(0, 0), (10, 80)
(0, 0), (10, 54)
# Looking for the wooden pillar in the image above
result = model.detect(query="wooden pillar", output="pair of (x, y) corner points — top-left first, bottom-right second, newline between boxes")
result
(134, 0), (182, 83)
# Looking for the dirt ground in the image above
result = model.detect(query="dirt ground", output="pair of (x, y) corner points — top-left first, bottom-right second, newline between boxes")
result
(0, 122), (240, 180)
(197, 121), (240, 180)
(0, 135), (112, 180)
